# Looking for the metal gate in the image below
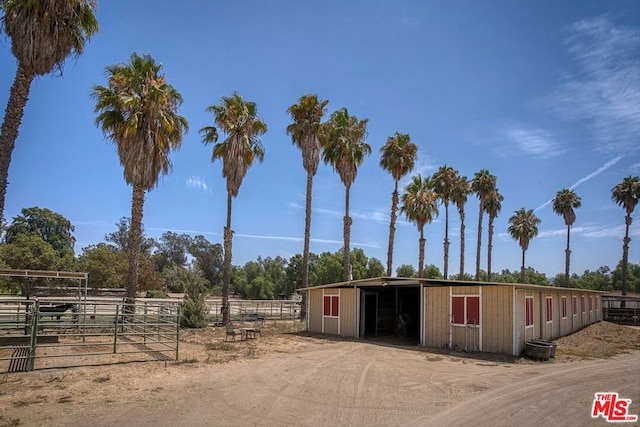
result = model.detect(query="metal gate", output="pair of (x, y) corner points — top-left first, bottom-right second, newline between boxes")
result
(0, 298), (180, 372)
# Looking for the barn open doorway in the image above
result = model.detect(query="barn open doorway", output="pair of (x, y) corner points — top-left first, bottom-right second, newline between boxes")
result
(359, 285), (420, 344)
(362, 292), (378, 338)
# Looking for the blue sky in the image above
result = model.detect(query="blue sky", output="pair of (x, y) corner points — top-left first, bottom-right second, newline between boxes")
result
(1, 1), (639, 278)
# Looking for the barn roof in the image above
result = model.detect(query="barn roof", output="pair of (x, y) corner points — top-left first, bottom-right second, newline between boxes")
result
(299, 276), (606, 293)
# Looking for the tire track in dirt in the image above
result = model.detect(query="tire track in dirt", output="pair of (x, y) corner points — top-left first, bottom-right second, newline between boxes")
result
(409, 353), (640, 427)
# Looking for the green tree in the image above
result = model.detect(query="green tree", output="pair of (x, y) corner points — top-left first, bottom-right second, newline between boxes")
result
(472, 169), (497, 281)
(4, 206), (75, 266)
(396, 264), (417, 278)
(432, 165), (457, 279)
(152, 231), (191, 272)
(380, 132), (417, 276)
(323, 108), (371, 282)
(552, 188), (581, 287)
(451, 173), (471, 279)
(77, 243), (127, 289)
(484, 188), (503, 281)
(0, 0), (98, 227)
(93, 53), (188, 307)
(366, 257), (385, 278)
(611, 262), (640, 294)
(423, 264), (442, 279)
(187, 235), (223, 290)
(507, 208), (541, 283)
(200, 91), (266, 325)
(0, 234), (58, 296)
(286, 253), (319, 292)
(315, 251), (343, 285)
(611, 175), (640, 296)
(104, 217), (155, 255)
(575, 266), (611, 291)
(180, 271), (209, 328)
(260, 256), (288, 298)
(400, 175), (439, 278)
(286, 94), (328, 295)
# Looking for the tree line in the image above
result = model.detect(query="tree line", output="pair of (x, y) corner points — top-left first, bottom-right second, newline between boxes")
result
(0, 3), (638, 326)
(0, 207), (638, 298)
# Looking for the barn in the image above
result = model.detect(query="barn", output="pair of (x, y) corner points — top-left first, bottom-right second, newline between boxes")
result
(301, 277), (604, 356)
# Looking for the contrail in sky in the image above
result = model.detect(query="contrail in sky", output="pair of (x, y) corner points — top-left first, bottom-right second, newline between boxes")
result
(535, 156), (622, 211)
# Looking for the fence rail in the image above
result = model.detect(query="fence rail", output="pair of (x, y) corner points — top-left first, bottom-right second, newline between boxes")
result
(602, 296), (640, 325)
(0, 298), (180, 372)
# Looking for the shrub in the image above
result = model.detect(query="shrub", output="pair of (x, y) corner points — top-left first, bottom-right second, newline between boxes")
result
(145, 289), (167, 298)
(180, 278), (208, 328)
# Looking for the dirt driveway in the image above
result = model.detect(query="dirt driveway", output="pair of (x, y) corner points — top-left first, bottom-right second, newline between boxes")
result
(1, 323), (639, 426)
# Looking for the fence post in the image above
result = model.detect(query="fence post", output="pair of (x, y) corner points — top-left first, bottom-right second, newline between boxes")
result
(143, 304), (147, 345)
(113, 304), (119, 354)
(175, 305), (180, 361)
(28, 301), (39, 371)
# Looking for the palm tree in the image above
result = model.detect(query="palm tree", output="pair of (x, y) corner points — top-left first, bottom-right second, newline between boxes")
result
(611, 176), (640, 297)
(322, 108), (370, 282)
(451, 173), (471, 279)
(400, 175), (439, 278)
(93, 53), (188, 306)
(286, 94), (328, 319)
(552, 188), (581, 287)
(484, 187), (503, 281)
(0, 0), (98, 228)
(432, 165), (457, 279)
(200, 92), (267, 325)
(472, 169), (497, 280)
(379, 132), (417, 276)
(507, 208), (541, 283)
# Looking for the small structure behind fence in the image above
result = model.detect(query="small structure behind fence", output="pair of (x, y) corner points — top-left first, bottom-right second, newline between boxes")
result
(602, 296), (640, 325)
(0, 298), (180, 372)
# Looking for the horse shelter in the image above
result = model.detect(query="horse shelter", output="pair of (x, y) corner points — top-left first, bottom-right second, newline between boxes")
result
(302, 277), (604, 356)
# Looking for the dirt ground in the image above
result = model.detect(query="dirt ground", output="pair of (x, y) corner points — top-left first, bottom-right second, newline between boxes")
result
(1, 321), (639, 427)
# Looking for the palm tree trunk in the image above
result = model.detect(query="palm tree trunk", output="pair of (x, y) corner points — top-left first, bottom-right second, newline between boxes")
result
(343, 185), (352, 282)
(487, 217), (494, 281)
(300, 171), (314, 319)
(459, 209), (466, 279)
(564, 224), (571, 288)
(0, 64), (33, 228)
(475, 202), (484, 281)
(222, 191), (234, 325)
(386, 180), (399, 277)
(418, 227), (425, 278)
(443, 202), (450, 279)
(125, 184), (145, 310)
(621, 214), (631, 297)
(520, 249), (526, 284)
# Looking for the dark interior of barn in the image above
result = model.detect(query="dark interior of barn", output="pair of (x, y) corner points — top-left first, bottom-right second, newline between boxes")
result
(360, 286), (420, 344)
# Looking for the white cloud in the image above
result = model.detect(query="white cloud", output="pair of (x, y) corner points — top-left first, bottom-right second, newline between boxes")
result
(498, 223), (640, 241)
(186, 176), (209, 192)
(542, 15), (640, 154)
(315, 206), (391, 224)
(235, 233), (380, 248)
(503, 127), (563, 159)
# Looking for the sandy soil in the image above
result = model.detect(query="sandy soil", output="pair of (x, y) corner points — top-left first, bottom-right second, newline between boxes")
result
(1, 321), (639, 427)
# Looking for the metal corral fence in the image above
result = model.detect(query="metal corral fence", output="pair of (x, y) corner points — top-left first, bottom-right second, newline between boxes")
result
(204, 298), (300, 323)
(0, 298), (180, 372)
(602, 296), (640, 325)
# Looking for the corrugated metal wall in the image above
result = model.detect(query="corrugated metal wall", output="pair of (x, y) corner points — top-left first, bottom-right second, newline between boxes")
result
(481, 286), (513, 354)
(306, 288), (356, 337)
